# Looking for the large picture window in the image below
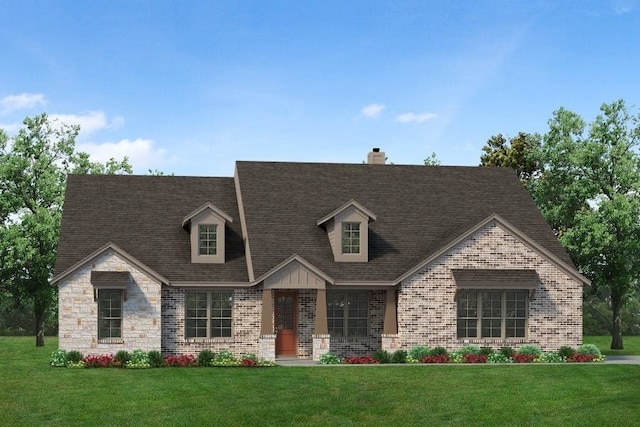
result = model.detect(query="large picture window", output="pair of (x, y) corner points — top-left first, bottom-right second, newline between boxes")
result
(457, 290), (527, 339)
(98, 289), (123, 339)
(327, 291), (369, 338)
(185, 291), (233, 338)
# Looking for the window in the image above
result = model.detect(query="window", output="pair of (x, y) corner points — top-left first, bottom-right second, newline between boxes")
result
(341, 222), (361, 254)
(457, 290), (527, 339)
(98, 289), (123, 339)
(198, 224), (218, 255)
(327, 291), (368, 338)
(185, 291), (233, 338)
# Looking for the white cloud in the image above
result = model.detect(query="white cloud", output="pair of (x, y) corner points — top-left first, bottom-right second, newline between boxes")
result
(50, 111), (124, 137)
(360, 103), (385, 119)
(77, 138), (169, 172)
(395, 112), (437, 123)
(0, 93), (47, 116)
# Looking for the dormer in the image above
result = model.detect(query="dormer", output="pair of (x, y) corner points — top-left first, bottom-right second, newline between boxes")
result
(317, 200), (377, 262)
(182, 203), (233, 264)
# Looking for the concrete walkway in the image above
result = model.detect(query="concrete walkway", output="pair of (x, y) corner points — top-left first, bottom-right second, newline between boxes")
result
(276, 355), (640, 367)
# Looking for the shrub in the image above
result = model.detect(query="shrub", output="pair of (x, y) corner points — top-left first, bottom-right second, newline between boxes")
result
(343, 356), (376, 364)
(459, 345), (481, 355)
(50, 349), (67, 367)
(480, 347), (494, 356)
(211, 349), (241, 367)
(198, 349), (215, 367)
(513, 354), (536, 363)
(126, 349), (151, 368)
(487, 352), (512, 363)
(391, 349), (408, 364)
(319, 352), (341, 364)
(164, 354), (198, 367)
(539, 351), (564, 363)
(499, 346), (515, 359)
(408, 345), (431, 360)
(115, 350), (131, 366)
(558, 346), (575, 359)
(463, 353), (487, 363)
(567, 353), (596, 363)
(430, 346), (449, 357)
(421, 354), (451, 363)
(517, 344), (542, 358)
(148, 350), (164, 368)
(576, 344), (601, 357)
(374, 349), (391, 364)
(83, 354), (116, 368)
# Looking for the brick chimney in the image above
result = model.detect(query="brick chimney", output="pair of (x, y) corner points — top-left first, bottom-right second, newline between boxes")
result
(367, 148), (386, 165)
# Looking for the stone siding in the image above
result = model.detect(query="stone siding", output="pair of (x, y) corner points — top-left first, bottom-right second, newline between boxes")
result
(58, 251), (162, 354)
(397, 222), (583, 351)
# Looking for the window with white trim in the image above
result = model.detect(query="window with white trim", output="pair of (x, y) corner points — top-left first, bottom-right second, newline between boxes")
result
(98, 289), (123, 339)
(198, 224), (218, 255)
(457, 290), (527, 339)
(327, 291), (368, 338)
(341, 222), (361, 254)
(185, 291), (233, 338)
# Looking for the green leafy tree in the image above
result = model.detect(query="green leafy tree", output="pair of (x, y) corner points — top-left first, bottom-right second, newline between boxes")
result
(530, 100), (640, 349)
(0, 114), (132, 346)
(480, 132), (541, 187)
(423, 152), (441, 166)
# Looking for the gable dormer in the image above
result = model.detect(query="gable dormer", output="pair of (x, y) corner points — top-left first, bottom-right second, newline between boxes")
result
(182, 203), (233, 264)
(317, 200), (377, 262)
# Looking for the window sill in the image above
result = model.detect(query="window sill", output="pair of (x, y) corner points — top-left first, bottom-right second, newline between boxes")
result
(329, 337), (374, 343)
(457, 338), (527, 345)
(185, 338), (233, 344)
(97, 338), (124, 344)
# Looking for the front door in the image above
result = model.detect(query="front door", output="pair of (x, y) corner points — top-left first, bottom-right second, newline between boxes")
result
(275, 291), (297, 356)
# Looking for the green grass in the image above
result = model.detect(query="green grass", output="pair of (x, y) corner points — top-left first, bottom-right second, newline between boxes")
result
(584, 335), (640, 355)
(2, 337), (640, 426)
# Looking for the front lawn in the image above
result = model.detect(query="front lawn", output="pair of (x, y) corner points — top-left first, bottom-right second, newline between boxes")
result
(584, 335), (640, 356)
(1, 337), (640, 426)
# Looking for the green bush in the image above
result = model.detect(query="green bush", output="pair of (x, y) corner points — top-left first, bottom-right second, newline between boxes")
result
(374, 349), (392, 364)
(319, 352), (341, 364)
(499, 346), (515, 359)
(198, 349), (215, 367)
(517, 344), (542, 357)
(430, 346), (449, 357)
(67, 350), (84, 363)
(391, 349), (408, 364)
(576, 344), (601, 357)
(539, 352), (564, 363)
(50, 349), (67, 367)
(459, 345), (481, 355)
(487, 352), (512, 363)
(148, 350), (164, 368)
(115, 350), (131, 365)
(408, 346), (431, 360)
(211, 349), (241, 367)
(126, 349), (151, 368)
(558, 346), (575, 359)
(480, 347), (494, 356)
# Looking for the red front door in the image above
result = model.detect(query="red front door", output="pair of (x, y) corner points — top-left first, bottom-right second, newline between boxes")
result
(275, 291), (297, 356)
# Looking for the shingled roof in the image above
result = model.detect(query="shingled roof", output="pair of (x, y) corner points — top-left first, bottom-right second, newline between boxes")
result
(235, 161), (575, 283)
(54, 161), (576, 286)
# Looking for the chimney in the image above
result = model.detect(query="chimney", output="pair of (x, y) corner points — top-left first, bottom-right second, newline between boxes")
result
(367, 147), (386, 165)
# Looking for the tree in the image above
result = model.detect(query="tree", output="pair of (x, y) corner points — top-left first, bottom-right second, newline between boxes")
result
(423, 152), (441, 166)
(0, 114), (131, 346)
(480, 132), (541, 187)
(530, 100), (640, 350)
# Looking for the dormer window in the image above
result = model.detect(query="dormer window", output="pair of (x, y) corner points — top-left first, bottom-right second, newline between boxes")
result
(317, 200), (376, 263)
(341, 222), (361, 254)
(198, 224), (218, 255)
(183, 203), (232, 264)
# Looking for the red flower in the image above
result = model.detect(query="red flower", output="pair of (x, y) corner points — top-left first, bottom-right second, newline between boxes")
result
(421, 355), (451, 364)
(463, 354), (487, 364)
(567, 353), (596, 363)
(343, 356), (377, 364)
(513, 354), (536, 363)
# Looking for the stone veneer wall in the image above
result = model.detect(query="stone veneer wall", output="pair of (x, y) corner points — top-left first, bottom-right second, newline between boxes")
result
(398, 222), (583, 351)
(161, 287), (262, 356)
(58, 251), (162, 354)
(329, 290), (385, 358)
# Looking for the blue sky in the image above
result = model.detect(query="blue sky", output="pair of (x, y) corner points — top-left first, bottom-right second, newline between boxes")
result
(1, 0), (639, 176)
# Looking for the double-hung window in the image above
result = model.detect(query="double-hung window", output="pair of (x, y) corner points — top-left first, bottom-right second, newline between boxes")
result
(198, 224), (218, 255)
(341, 222), (361, 254)
(185, 291), (233, 338)
(98, 289), (123, 339)
(457, 290), (527, 339)
(327, 291), (368, 338)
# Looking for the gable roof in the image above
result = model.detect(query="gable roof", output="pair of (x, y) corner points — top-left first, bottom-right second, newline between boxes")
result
(53, 175), (248, 284)
(235, 161), (577, 283)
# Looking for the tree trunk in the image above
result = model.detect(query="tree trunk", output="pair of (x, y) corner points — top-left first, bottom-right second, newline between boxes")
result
(610, 296), (624, 350)
(34, 298), (46, 347)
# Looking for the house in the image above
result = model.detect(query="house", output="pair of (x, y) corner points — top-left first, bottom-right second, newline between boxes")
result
(51, 149), (589, 361)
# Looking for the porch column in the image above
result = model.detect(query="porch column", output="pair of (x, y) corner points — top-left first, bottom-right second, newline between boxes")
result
(313, 288), (330, 361)
(315, 288), (328, 335)
(383, 288), (397, 334)
(382, 288), (401, 353)
(261, 288), (273, 335)
(259, 288), (276, 361)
